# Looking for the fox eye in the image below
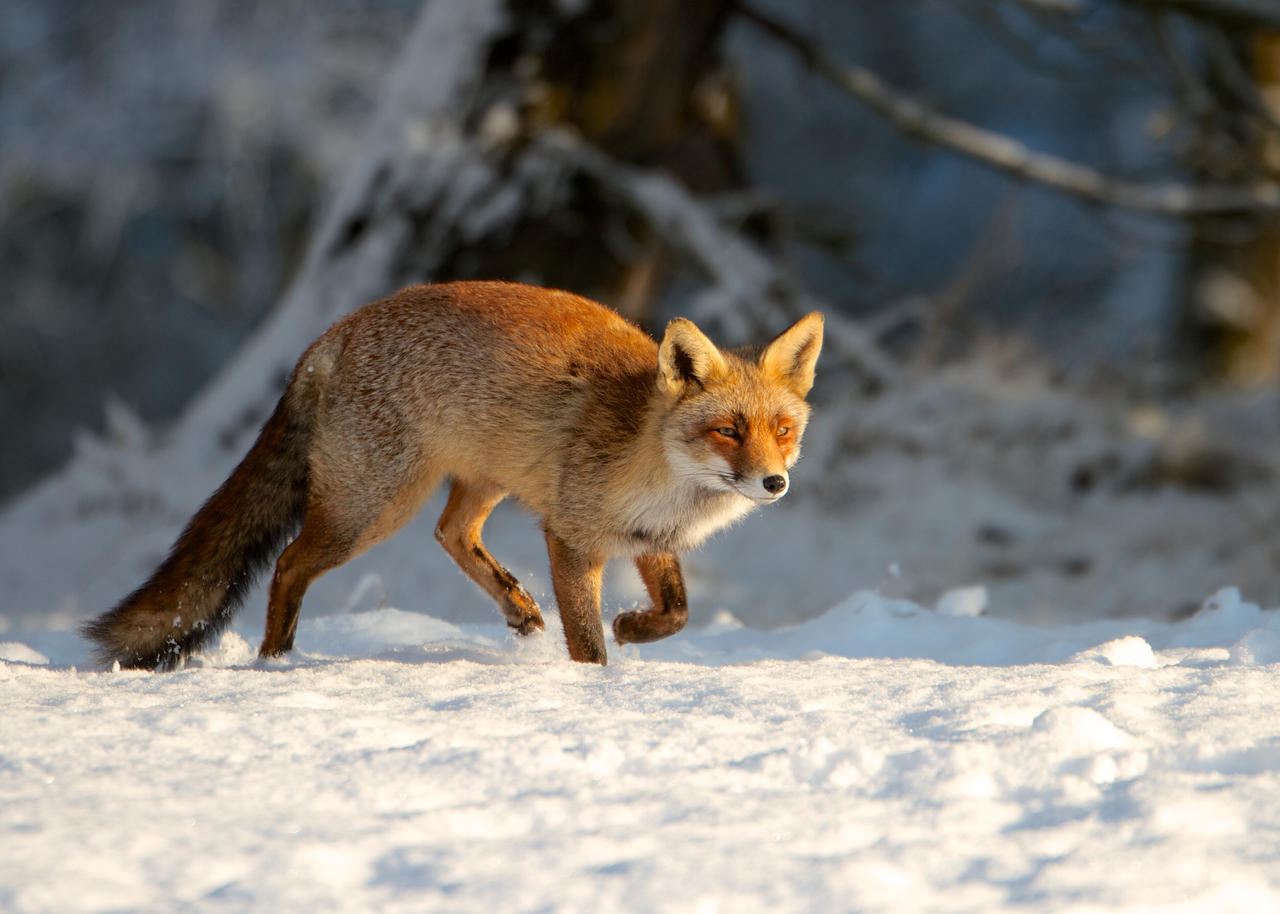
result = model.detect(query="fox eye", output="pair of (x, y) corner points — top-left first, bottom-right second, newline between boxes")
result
(777, 426), (791, 437)
(714, 426), (739, 440)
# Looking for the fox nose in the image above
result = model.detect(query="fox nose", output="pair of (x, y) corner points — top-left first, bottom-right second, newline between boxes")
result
(762, 474), (788, 496)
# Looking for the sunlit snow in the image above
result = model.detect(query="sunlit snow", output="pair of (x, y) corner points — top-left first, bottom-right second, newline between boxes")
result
(5, 586), (1280, 912)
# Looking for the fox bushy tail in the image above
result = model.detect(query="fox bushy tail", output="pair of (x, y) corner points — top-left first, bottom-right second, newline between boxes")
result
(82, 381), (315, 670)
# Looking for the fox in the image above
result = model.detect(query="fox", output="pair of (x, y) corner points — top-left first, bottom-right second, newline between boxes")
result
(82, 281), (823, 669)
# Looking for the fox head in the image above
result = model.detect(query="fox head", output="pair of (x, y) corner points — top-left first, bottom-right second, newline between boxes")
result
(656, 312), (824, 503)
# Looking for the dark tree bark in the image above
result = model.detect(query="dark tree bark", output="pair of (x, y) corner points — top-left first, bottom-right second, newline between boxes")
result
(1178, 32), (1280, 384)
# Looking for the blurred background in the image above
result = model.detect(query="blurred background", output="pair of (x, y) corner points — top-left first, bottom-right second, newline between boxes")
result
(3, 0), (1280, 630)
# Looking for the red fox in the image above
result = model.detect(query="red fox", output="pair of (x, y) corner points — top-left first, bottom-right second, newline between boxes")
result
(83, 281), (823, 668)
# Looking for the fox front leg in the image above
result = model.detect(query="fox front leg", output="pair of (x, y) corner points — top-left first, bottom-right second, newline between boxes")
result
(545, 531), (608, 664)
(435, 480), (545, 635)
(613, 553), (689, 645)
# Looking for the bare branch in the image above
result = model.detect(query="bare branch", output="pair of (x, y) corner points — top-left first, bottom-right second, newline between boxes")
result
(737, 3), (1280, 217)
(1116, 0), (1280, 32)
(1007, 0), (1086, 13)
(1201, 22), (1280, 132)
(1152, 9), (1221, 121)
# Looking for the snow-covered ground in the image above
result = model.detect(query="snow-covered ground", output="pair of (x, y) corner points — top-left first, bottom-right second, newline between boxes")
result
(5, 584), (1280, 913)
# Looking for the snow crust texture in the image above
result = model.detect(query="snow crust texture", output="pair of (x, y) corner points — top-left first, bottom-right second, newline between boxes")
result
(5, 588), (1280, 913)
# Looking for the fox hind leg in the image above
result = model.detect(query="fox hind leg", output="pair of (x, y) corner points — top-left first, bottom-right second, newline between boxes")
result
(261, 461), (444, 659)
(435, 479), (545, 635)
(260, 507), (359, 658)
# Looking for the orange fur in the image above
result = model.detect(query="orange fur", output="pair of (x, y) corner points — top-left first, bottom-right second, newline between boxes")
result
(83, 281), (823, 668)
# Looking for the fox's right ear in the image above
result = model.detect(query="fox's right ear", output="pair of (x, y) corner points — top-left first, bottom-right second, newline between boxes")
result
(657, 318), (728, 395)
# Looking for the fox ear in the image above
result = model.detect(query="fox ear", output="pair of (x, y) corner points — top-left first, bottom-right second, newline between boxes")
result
(760, 312), (824, 397)
(657, 318), (728, 395)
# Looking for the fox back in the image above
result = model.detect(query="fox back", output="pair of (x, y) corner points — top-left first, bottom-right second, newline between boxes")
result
(83, 281), (823, 668)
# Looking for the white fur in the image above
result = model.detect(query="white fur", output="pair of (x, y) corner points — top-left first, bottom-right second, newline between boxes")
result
(612, 451), (757, 556)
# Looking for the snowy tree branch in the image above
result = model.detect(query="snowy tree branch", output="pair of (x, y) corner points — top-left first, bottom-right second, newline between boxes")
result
(737, 3), (1280, 217)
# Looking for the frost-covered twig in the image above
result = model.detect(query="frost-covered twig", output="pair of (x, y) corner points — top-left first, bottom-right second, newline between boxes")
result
(737, 3), (1280, 217)
(534, 130), (901, 388)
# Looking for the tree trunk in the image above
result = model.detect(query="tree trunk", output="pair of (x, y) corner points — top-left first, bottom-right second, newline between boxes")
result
(1180, 32), (1280, 385)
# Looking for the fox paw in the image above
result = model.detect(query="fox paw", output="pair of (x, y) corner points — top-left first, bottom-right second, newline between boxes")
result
(613, 610), (653, 645)
(614, 607), (689, 644)
(509, 613), (545, 636)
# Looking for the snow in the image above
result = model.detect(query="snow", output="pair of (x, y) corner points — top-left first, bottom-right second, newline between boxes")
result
(5, 585), (1280, 912)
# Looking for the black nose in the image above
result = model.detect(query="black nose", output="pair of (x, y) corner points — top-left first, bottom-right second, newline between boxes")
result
(763, 474), (787, 495)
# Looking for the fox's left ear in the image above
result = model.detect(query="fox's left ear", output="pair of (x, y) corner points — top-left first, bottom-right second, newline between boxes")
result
(760, 312), (824, 397)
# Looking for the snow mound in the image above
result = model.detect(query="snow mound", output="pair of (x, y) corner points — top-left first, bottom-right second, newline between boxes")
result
(935, 584), (987, 617)
(1031, 705), (1135, 750)
(0, 641), (49, 665)
(1072, 635), (1158, 668)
